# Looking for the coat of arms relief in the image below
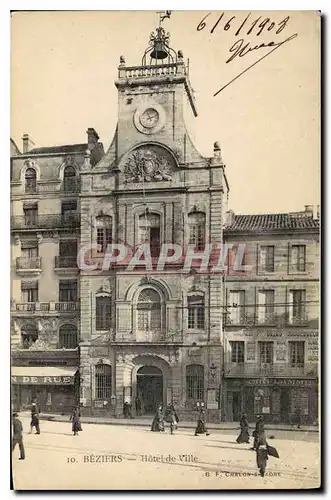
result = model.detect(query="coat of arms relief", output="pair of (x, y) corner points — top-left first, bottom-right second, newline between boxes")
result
(123, 148), (172, 183)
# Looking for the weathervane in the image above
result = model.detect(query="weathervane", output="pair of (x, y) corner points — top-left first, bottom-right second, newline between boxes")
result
(156, 10), (172, 26)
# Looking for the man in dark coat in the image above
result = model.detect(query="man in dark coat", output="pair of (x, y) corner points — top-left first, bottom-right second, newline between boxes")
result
(194, 409), (210, 436)
(256, 432), (268, 477)
(30, 397), (40, 434)
(70, 406), (82, 436)
(252, 415), (264, 450)
(236, 413), (250, 444)
(165, 403), (179, 435)
(12, 413), (25, 460)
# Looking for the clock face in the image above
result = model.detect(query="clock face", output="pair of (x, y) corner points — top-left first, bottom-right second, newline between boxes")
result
(139, 108), (159, 129)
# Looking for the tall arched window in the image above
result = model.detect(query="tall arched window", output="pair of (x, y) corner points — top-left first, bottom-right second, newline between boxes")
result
(188, 212), (205, 250)
(95, 363), (111, 400)
(25, 168), (37, 194)
(137, 288), (161, 331)
(138, 212), (160, 257)
(59, 324), (78, 349)
(96, 216), (112, 254)
(96, 295), (112, 330)
(188, 294), (205, 330)
(186, 364), (204, 401)
(63, 166), (77, 192)
(21, 324), (38, 348)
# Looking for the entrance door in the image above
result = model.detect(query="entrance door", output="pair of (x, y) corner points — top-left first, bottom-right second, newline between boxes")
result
(232, 391), (241, 421)
(280, 389), (290, 423)
(137, 366), (163, 414)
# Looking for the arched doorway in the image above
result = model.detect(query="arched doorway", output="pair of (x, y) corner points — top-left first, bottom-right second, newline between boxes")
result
(136, 366), (163, 414)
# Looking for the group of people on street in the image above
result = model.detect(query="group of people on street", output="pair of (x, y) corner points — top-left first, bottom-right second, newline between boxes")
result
(235, 413), (279, 477)
(151, 403), (179, 434)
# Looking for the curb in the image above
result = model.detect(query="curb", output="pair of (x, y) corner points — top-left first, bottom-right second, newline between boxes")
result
(38, 415), (319, 433)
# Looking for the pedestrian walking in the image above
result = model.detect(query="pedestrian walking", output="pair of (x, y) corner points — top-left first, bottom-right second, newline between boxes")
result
(123, 401), (134, 419)
(30, 397), (40, 434)
(70, 406), (82, 436)
(295, 407), (302, 429)
(151, 404), (165, 432)
(164, 403), (179, 435)
(255, 432), (280, 477)
(256, 432), (268, 477)
(236, 413), (250, 444)
(251, 415), (264, 450)
(12, 413), (25, 460)
(194, 408), (210, 436)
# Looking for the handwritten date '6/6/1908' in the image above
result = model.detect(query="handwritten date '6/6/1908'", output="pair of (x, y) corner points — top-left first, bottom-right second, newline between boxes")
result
(196, 12), (299, 96)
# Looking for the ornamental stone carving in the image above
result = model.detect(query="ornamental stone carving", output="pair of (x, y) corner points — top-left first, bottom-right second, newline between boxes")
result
(123, 148), (172, 183)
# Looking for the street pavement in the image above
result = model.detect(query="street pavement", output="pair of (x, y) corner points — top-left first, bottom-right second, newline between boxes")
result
(12, 416), (320, 490)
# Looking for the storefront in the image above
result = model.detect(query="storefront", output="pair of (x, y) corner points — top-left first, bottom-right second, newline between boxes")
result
(11, 366), (79, 413)
(225, 377), (318, 425)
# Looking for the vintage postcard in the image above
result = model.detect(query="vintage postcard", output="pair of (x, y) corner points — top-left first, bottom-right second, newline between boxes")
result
(10, 10), (320, 490)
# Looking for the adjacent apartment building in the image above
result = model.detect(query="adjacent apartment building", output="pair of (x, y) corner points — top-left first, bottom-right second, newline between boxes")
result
(10, 21), (319, 423)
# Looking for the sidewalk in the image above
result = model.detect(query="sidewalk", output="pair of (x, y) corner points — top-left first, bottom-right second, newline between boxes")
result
(19, 411), (318, 433)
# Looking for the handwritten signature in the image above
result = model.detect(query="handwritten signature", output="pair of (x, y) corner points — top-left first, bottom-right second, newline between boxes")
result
(196, 12), (299, 96)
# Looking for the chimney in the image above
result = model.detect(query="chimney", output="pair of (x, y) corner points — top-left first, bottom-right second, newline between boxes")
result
(225, 209), (235, 227)
(22, 134), (35, 154)
(304, 205), (314, 217)
(87, 128), (99, 151)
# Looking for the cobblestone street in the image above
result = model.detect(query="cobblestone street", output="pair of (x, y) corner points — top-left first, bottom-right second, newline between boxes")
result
(12, 416), (320, 490)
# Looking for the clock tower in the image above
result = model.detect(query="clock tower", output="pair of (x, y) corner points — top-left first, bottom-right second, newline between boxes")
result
(79, 13), (229, 421)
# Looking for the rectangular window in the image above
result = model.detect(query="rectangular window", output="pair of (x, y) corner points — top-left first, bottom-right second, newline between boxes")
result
(59, 240), (77, 257)
(96, 296), (112, 330)
(228, 291), (245, 324)
(186, 365), (204, 401)
(290, 245), (306, 272)
(59, 280), (77, 302)
(96, 228), (112, 253)
(21, 246), (38, 259)
(61, 201), (77, 223)
(259, 341), (273, 364)
(230, 341), (245, 363)
(257, 290), (275, 324)
(95, 364), (111, 400)
(23, 205), (38, 227)
(21, 281), (38, 302)
(289, 341), (305, 366)
(188, 296), (205, 330)
(288, 290), (306, 324)
(260, 245), (275, 272)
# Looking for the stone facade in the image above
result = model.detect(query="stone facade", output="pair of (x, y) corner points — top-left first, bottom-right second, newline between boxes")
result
(10, 25), (319, 423)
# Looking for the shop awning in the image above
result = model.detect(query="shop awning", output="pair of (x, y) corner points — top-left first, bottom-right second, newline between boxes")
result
(11, 366), (78, 385)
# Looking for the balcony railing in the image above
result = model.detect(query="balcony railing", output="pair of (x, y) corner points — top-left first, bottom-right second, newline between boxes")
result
(255, 313), (276, 325)
(11, 213), (80, 230)
(12, 301), (80, 313)
(55, 256), (78, 269)
(16, 257), (42, 271)
(286, 313), (309, 326)
(121, 63), (179, 80)
(224, 362), (318, 377)
(113, 331), (183, 343)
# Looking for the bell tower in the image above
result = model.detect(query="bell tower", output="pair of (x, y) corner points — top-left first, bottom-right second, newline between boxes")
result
(114, 11), (197, 162)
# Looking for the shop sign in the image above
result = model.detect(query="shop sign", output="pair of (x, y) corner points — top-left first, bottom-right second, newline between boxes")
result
(246, 378), (315, 388)
(11, 375), (74, 385)
(262, 407), (270, 414)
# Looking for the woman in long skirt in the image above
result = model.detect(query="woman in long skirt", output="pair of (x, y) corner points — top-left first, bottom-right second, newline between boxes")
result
(194, 409), (210, 436)
(151, 404), (165, 432)
(236, 413), (250, 444)
(70, 406), (82, 436)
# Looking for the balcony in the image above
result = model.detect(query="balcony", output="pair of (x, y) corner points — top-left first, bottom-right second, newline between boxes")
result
(12, 301), (80, 313)
(54, 256), (78, 271)
(286, 312), (309, 326)
(224, 314), (248, 326)
(255, 313), (277, 326)
(16, 257), (42, 274)
(112, 331), (184, 344)
(224, 362), (318, 378)
(11, 213), (80, 231)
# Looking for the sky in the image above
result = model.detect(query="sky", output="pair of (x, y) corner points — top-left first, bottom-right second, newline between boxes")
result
(11, 10), (320, 215)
